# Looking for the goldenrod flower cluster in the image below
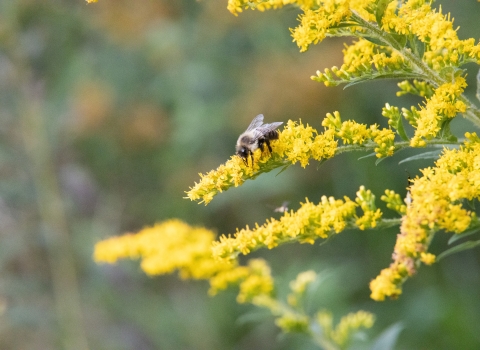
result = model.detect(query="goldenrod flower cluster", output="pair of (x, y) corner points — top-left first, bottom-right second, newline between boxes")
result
(186, 119), (337, 204)
(323, 111), (396, 157)
(381, 189), (407, 215)
(313, 39), (410, 86)
(316, 310), (375, 348)
(212, 186), (382, 261)
(209, 258), (274, 303)
(94, 220), (278, 304)
(370, 134), (480, 301)
(410, 77), (467, 147)
(251, 270), (375, 342)
(187, 112), (399, 204)
(94, 219), (231, 279)
(383, 1), (480, 67)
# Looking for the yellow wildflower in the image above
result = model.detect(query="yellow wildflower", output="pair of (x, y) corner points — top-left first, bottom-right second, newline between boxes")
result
(212, 188), (387, 261)
(209, 259), (274, 303)
(290, 1), (352, 52)
(371, 136), (480, 301)
(331, 311), (375, 347)
(287, 270), (317, 307)
(411, 77), (467, 147)
(186, 119), (341, 204)
(94, 219), (231, 279)
(275, 312), (310, 333)
(316, 309), (375, 347)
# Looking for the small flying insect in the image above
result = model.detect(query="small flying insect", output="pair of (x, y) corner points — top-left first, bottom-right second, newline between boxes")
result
(273, 201), (289, 213)
(235, 114), (283, 166)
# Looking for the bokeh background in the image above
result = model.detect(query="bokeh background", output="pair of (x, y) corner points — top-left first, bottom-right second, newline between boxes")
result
(1, 0), (479, 349)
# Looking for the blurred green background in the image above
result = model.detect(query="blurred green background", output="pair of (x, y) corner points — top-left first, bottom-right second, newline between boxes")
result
(0, 0), (479, 349)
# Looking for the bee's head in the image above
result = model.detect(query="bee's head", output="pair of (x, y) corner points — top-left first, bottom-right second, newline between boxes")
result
(236, 146), (250, 165)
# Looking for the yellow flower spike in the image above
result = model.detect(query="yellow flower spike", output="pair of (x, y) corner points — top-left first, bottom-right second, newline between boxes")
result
(275, 312), (309, 333)
(331, 311), (375, 347)
(289, 270), (317, 295)
(381, 189), (407, 215)
(186, 119), (343, 204)
(208, 258), (274, 303)
(212, 194), (361, 261)
(372, 137), (480, 301)
(237, 259), (274, 303)
(94, 219), (232, 280)
(420, 252), (436, 265)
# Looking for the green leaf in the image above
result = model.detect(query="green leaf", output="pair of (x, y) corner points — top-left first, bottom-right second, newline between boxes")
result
(438, 119), (457, 142)
(358, 152), (377, 160)
(398, 150), (442, 164)
(276, 164), (291, 176)
(329, 22), (359, 29)
(448, 226), (480, 245)
(375, 0), (393, 26)
(362, 35), (389, 47)
(361, 31), (407, 49)
(476, 68), (480, 102)
(372, 322), (404, 350)
(375, 157), (387, 165)
(437, 240), (480, 262)
(408, 35), (425, 58)
(343, 72), (427, 88)
(395, 114), (409, 141)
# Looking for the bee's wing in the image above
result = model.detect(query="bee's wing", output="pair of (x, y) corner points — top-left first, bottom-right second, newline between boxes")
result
(246, 114), (265, 131)
(252, 122), (283, 141)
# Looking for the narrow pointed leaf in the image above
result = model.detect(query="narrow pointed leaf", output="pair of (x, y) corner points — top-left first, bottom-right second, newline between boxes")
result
(395, 115), (409, 141)
(276, 164), (291, 176)
(437, 240), (480, 262)
(398, 150), (442, 164)
(372, 323), (404, 350)
(448, 227), (480, 245)
(375, 0), (393, 26)
(358, 152), (377, 160)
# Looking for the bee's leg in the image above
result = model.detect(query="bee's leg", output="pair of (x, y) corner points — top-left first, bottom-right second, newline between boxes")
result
(249, 150), (254, 167)
(241, 157), (248, 166)
(258, 139), (265, 153)
(265, 139), (272, 154)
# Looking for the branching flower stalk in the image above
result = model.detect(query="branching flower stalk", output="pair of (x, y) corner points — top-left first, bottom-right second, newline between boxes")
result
(90, 0), (480, 346)
(348, 11), (480, 126)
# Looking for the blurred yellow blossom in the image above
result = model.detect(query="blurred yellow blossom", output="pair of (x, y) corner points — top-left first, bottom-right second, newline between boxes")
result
(316, 310), (375, 348)
(287, 270), (317, 307)
(209, 259), (274, 303)
(94, 219), (231, 279)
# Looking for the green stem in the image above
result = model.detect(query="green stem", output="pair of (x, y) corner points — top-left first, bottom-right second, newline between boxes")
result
(350, 11), (480, 128)
(335, 138), (463, 156)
